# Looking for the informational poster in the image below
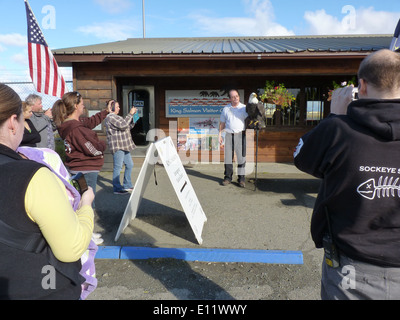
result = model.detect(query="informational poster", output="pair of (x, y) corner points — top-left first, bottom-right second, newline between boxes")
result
(165, 89), (244, 118)
(115, 137), (207, 245)
(166, 90), (230, 118)
(178, 117), (220, 152)
(170, 90), (244, 152)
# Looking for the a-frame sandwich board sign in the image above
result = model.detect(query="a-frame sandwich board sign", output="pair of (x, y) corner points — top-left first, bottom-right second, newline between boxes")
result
(115, 136), (207, 245)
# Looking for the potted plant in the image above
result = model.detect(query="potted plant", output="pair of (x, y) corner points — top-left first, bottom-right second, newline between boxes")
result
(260, 81), (296, 125)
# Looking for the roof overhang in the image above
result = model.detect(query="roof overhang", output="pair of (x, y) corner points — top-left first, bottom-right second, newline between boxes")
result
(54, 35), (390, 67)
(54, 51), (371, 67)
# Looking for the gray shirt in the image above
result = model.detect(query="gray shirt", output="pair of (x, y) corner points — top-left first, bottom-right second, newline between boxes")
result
(30, 112), (56, 150)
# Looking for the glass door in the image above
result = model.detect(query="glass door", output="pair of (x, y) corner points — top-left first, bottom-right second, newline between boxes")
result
(122, 86), (155, 147)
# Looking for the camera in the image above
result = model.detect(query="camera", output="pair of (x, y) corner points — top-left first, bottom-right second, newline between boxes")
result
(71, 173), (88, 196)
(352, 87), (359, 101)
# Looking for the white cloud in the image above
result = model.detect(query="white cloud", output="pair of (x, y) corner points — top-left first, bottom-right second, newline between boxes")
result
(304, 7), (400, 35)
(93, 0), (132, 14)
(76, 21), (139, 41)
(191, 0), (294, 37)
(11, 52), (28, 66)
(0, 65), (30, 82)
(0, 33), (26, 47)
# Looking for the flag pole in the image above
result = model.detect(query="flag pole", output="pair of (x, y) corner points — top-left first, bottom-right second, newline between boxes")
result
(24, 0), (40, 33)
(142, 0), (146, 38)
(24, 0), (67, 98)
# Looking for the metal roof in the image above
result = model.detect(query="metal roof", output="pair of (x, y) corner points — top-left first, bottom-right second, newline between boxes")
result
(53, 35), (392, 56)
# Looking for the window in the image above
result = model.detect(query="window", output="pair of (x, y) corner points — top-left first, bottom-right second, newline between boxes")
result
(305, 87), (325, 126)
(259, 86), (326, 127)
(261, 88), (300, 127)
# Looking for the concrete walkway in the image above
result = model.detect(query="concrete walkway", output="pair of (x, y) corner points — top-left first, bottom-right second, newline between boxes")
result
(88, 161), (325, 300)
(94, 161), (320, 259)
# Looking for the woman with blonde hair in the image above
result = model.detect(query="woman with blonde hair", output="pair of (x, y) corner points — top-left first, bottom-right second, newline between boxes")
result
(0, 84), (94, 300)
(20, 101), (41, 147)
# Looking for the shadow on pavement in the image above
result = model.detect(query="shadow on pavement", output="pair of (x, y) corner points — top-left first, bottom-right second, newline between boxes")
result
(255, 178), (320, 209)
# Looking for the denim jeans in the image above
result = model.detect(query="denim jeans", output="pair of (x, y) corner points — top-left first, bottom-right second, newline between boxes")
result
(82, 172), (99, 194)
(112, 150), (134, 192)
(321, 253), (400, 300)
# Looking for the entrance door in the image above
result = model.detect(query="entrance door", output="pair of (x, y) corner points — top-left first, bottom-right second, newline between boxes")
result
(122, 86), (155, 148)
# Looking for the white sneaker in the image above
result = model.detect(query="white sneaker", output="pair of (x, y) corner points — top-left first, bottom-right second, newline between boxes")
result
(92, 232), (102, 239)
(92, 237), (104, 245)
(92, 233), (104, 245)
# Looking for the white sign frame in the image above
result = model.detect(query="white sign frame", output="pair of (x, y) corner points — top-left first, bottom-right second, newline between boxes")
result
(115, 136), (207, 244)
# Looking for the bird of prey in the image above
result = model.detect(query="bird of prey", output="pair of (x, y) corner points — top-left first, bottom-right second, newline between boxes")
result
(246, 93), (266, 129)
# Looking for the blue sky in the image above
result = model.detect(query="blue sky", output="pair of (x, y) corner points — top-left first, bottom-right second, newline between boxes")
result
(1, 0), (400, 82)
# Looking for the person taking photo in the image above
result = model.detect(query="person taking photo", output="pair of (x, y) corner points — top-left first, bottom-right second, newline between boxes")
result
(104, 100), (137, 195)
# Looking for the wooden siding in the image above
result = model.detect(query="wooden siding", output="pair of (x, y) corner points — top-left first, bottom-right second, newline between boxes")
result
(253, 130), (306, 162)
(74, 57), (362, 78)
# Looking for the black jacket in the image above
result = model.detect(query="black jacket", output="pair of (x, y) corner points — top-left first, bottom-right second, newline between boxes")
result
(294, 99), (400, 267)
(0, 144), (83, 300)
(20, 119), (41, 147)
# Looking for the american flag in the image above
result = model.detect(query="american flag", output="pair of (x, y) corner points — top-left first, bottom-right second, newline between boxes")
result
(390, 19), (400, 52)
(25, 0), (67, 98)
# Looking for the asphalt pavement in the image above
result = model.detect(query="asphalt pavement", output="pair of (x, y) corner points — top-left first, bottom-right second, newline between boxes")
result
(87, 160), (324, 302)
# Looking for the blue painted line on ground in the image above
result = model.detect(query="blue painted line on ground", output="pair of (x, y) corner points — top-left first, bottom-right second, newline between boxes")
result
(95, 246), (303, 264)
(96, 246), (121, 260)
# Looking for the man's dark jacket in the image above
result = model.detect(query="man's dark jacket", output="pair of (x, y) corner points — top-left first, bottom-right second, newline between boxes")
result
(294, 99), (400, 267)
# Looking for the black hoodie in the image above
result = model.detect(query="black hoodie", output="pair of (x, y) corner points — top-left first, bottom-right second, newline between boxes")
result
(294, 99), (400, 267)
